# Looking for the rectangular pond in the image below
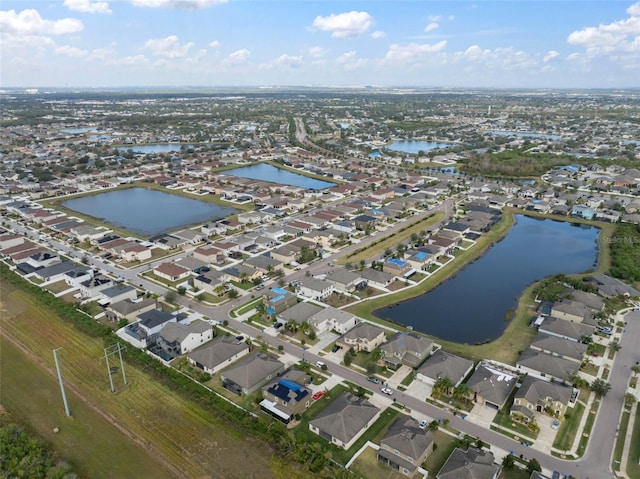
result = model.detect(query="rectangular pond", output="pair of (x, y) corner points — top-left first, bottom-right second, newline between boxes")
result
(62, 188), (239, 237)
(375, 215), (599, 344)
(222, 163), (335, 190)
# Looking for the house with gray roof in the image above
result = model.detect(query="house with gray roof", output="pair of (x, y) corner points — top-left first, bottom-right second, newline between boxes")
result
(245, 254), (283, 273)
(309, 392), (380, 450)
(335, 321), (386, 352)
(516, 348), (579, 383)
(551, 300), (594, 325)
(585, 273), (640, 297)
(416, 350), (474, 387)
(277, 301), (324, 326)
(298, 278), (334, 300)
(359, 268), (394, 289)
(32, 260), (77, 282)
(153, 319), (213, 360)
(79, 274), (113, 299)
(538, 317), (594, 343)
(511, 375), (574, 424)
(221, 353), (285, 396)
(381, 333), (435, 370)
(324, 269), (364, 293)
(187, 335), (250, 375)
(560, 288), (604, 312)
(465, 364), (518, 410)
(437, 448), (500, 479)
(378, 416), (435, 477)
(309, 307), (359, 334)
(98, 284), (137, 305)
(105, 297), (156, 322)
(530, 332), (587, 363)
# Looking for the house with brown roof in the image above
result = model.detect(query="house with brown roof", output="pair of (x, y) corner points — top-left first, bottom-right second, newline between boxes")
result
(335, 322), (386, 352)
(380, 333), (434, 370)
(510, 375), (573, 424)
(154, 262), (191, 282)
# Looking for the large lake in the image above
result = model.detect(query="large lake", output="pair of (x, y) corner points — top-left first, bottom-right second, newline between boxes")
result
(62, 188), (238, 237)
(375, 215), (599, 344)
(222, 163), (335, 190)
(386, 140), (451, 154)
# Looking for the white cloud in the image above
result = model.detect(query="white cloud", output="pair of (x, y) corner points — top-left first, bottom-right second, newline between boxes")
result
(311, 11), (373, 38)
(144, 35), (194, 58)
(56, 45), (88, 57)
(308, 46), (327, 58)
(336, 51), (368, 70)
(453, 44), (537, 71)
(0, 9), (83, 36)
(543, 50), (560, 62)
(567, 2), (640, 57)
(119, 54), (150, 66)
(208, 40), (220, 48)
(384, 41), (447, 62)
(428, 15), (442, 22)
(224, 48), (250, 65)
(64, 0), (112, 15)
(274, 54), (303, 68)
(370, 30), (385, 39)
(130, 0), (227, 9)
(424, 22), (439, 33)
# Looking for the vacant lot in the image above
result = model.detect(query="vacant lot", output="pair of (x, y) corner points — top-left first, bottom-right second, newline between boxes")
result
(0, 282), (307, 479)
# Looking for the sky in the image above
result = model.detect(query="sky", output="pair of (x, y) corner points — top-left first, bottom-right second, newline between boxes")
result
(1, 1), (639, 89)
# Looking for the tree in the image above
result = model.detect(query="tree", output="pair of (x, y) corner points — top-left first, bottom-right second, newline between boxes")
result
(526, 458), (542, 474)
(227, 289), (239, 299)
(624, 392), (637, 408)
(590, 378), (612, 398)
(453, 383), (471, 403)
(502, 454), (515, 469)
(427, 420), (439, 431)
(631, 364), (640, 377)
(609, 340), (621, 353)
(433, 377), (453, 398)
(165, 291), (177, 302)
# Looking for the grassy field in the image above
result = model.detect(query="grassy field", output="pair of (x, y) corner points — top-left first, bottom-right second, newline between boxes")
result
(0, 336), (175, 479)
(0, 282), (308, 479)
(336, 212), (444, 266)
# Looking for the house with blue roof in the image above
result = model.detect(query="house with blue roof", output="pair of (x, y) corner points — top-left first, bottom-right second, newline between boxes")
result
(260, 369), (311, 423)
(383, 257), (413, 277)
(406, 249), (437, 271)
(263, 287), (298, 315)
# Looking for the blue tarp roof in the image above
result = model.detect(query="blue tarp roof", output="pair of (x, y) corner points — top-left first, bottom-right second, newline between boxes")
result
(278, 379), (303, 392)
(272, 287), (287, 294)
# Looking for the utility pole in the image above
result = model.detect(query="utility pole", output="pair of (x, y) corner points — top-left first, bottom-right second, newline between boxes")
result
(104, 347), (115, 393)
(52, 348), (71, 417)
(116, 342), (127, 386)
(101, 343), (127, 392)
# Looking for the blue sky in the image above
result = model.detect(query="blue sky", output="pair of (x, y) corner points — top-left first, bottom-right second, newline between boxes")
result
(1, 1), (639, 88)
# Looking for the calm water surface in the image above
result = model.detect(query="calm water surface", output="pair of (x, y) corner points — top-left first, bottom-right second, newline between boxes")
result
(375, 216), (599, 343)
(387, 140), (451, 154)
(63, 188), (238, 237)
(223, 163), (335, 190)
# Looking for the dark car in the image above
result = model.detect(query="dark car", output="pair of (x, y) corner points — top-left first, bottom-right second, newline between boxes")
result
(367, 376), (380, 384)
(331, 345), (341, 353)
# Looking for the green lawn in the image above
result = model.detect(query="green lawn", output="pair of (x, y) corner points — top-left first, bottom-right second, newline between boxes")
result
(613, 410), (630, 471)
(349, 446), (407, 479)
(576, 400), (599, 456)
(422, 430), (457, 476)
(553, 402), (585, 452)
(627, 407), (640, 479)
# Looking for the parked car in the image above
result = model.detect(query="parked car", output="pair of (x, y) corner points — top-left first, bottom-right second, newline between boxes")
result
(419, 420), (428, 430)
(551, 419), (561, 430)
(367, 376), (380, 384)
(331, 345), (341, 353)
(381, 387), (393, 395)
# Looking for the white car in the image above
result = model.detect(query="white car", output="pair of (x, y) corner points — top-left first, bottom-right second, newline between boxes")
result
(381, 387), (393, 395)
(419, 420), (428, 430)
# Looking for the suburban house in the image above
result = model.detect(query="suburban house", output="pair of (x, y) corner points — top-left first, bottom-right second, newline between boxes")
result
(308, 307), (358, 334)
(193, 269), (227, 295)
(154, 262), (191, 282)
(187, 335), (250, 375)
(335, 322), (387, 352)
(380, 333), (435, 370)
(309, 392), (380, 450)
(530, 332), (587, 363)
(259, 369), (312, 423)
(136, 309), (177, 337)
(324, 269), (364, 293)
(510, 375), (574, 424)
(585, 273), (640, 297)
(436, 448), (501, 479)
(245, 254), (283, 273)
(571, 205), (595, 220)
(98, 284), (137, 306)
(550, 300), (594, 324)
(383, 258), (413, 277)
(516, 348), (579, 383)
(79, 274), (113, 299)
(377, 416), (435, 477)
(105, 297), (156, 323)
(277, 302), (325, 326)
(120, 243), (152, 262)
(62, 267), (94, 288)
(465, 364), (518, 410)
(298, 278), (334, 301)
(152, 319), (213, 360)
(538, 317), (594, 343)
(416, 350), (474, 388)
(264, 288), (298, 315)
(25, 251), (59, 268)
(359, 268), (394, 289)
(193, 246), (225, 264)
(221, 353), (285, 396)
(269, 244), (298, 264)
(32, 260), (78, 282)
